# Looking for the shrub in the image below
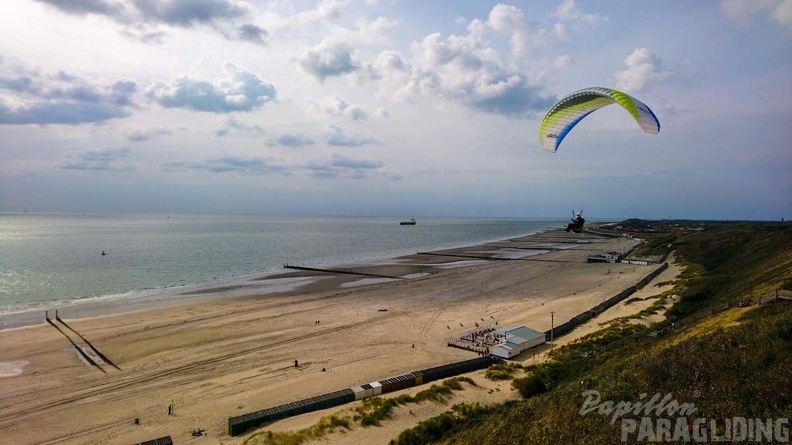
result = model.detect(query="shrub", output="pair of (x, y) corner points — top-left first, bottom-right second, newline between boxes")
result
(512, 374), (547, 398)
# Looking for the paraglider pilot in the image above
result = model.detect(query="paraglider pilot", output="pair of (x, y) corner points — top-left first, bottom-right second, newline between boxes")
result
(564, 211), (585, 233)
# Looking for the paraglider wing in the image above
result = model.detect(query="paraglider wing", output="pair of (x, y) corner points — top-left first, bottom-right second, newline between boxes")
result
(538, 87), (660, 153)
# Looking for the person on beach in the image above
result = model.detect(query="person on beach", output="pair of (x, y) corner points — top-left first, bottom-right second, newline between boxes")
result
(564, 211), (585, 232)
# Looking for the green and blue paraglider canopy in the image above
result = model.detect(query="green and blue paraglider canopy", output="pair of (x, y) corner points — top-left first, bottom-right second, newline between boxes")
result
(539, 87), (660, 153)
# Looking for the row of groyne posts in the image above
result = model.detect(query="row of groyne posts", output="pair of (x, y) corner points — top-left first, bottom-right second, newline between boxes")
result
(44, 310), (120, 373)
(227, 355), (497, 436)
(283, 264), (402, 279)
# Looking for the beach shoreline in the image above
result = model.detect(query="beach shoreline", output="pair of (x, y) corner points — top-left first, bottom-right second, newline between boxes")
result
(0, 225), (564, 331)
(0, 228), (659, 445)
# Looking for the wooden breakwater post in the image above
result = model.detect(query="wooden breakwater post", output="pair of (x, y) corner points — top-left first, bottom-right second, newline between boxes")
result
(283, 264), (402, 280)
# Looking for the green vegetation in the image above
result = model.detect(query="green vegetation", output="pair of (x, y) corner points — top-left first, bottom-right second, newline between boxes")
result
(484, 362), (523, 381)
(389, 403), (504, 445)
(511, 374), (547, 398)
(623, 296), (642, 305)
(355, 377), (477, 426)
(390, 222), (792, 444)
(243, 414), (351, 445)
(244, 377), (477, 445)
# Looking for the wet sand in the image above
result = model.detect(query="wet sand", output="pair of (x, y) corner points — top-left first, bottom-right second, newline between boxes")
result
(0, 229), (659, 444)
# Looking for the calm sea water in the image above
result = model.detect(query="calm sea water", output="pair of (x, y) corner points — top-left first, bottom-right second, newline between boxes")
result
(0, 213), (564, 315)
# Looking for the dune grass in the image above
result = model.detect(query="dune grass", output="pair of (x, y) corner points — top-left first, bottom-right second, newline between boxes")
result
(243, 377), (477, 445)
(484, 363), (523, 381)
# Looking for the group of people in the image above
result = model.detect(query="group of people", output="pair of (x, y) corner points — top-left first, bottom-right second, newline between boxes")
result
(447, 339), (489, 355)
(449, 326), (502, 354)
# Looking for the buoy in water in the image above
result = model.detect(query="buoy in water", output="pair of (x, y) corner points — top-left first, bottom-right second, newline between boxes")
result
(101, 250), (106, 256)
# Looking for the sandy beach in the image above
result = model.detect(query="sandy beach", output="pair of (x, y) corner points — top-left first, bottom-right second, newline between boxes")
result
(0, 229), (669, 445)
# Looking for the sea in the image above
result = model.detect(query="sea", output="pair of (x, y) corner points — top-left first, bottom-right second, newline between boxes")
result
(0, 213), (565, 328)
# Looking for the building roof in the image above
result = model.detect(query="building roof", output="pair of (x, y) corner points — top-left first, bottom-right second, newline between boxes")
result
(496, 326), (545, 345)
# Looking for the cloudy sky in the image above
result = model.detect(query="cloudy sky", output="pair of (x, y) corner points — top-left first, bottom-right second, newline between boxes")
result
(1, 0), (790, 219)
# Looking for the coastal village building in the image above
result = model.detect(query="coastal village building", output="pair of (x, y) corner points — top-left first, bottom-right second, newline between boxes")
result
(491, 326), (546, 359)
(586, 251), (623, 263)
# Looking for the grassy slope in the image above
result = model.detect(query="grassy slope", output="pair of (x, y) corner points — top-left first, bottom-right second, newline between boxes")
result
(390, 223), (792, 445)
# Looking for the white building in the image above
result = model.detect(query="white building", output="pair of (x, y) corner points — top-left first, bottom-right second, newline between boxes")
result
(491, 326), (546, 359)
(587, 251), (623, 263)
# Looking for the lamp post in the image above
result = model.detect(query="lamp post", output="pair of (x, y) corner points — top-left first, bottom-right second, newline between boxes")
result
(550, 311), (555, 349)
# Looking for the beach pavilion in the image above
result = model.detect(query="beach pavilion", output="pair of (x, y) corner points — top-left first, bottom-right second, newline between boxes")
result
(491, 326), (546, 359)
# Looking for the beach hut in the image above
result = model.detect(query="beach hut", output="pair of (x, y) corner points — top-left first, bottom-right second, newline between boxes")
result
(492, 326), (546, 359)
(369, 381), (382, 396)
(351, 383), (375, 401)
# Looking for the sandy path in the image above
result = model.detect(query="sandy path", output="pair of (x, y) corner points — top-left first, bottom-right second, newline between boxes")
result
(0, 230), (658, 445)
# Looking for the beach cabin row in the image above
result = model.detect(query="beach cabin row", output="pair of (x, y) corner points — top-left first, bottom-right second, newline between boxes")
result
(133, 436), (173, 445)
(228, 388), (355, 436)
(228, 356), (496, 436)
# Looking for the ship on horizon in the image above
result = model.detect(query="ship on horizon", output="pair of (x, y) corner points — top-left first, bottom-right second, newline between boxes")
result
(400, 218), (416, 225)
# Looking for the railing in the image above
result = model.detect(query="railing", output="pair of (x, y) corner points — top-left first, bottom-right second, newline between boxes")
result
(751, 289), (792, 306)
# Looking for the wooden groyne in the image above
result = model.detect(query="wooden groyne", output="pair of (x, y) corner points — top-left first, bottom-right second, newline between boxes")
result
(489, 244), (566, 251)
(415, 252), (509, 261)
(45, 310), (119, 372)
(46, 317), (106, 374)
(283, 264), (402, 280)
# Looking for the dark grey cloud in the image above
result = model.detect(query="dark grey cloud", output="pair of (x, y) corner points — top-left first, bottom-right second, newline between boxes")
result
(464, 75), (556, 116)
(0, 58), (137, 125)
(269, 134), (316, 147)
(306, 154), (384, 179)
(0, 75), (34, 92)
(125, 126), (171, 141)
(133, 0), (246, 27)
(0, 101), (131, 125)
(34, 0), (125, 16)
(146, 64), (276, 113)
(299, 41), (359, 82)
(120, 24), (168, 43)
(313, 95), (371, 121)
(162, 156), (285, 173)
(36, 0), (269, 45)
(326, 125), (378, 147)
(59, 147), (134, 171)
(111, 79), (138, 105)
(162, 152), (386, 179)
(231, 23), (268, 45)
(330, 154), (382, 169)
(216, 116), (265, 137)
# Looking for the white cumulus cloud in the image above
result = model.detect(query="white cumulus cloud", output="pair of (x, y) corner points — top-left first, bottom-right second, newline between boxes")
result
(614, 48), (673, 93)
(145, 63), (276, 113)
